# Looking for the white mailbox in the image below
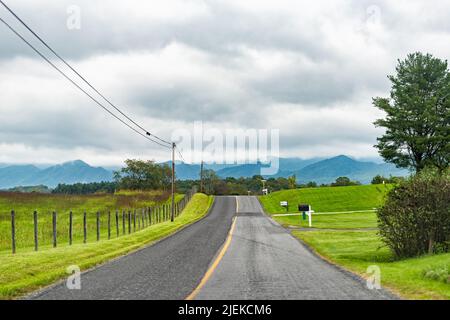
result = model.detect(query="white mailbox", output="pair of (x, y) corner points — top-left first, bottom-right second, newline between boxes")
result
(280, 201), (288, 207)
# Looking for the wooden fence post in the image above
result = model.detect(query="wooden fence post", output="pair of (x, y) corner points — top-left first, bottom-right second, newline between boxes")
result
(144, 208), (148, 227)
(158, 206), (161, 223)
(116, 210), (119, 237)
(33, 210), (38, 251)
(122, 210), (126, 235)
(96, 212), (100, 241)
(149, 207), (152, 225)
(69, 211), (73, 245)
(128, 211), (131, 234)
(11, 210), (16, 254)
(133, 210), (136, 232)
(142, 209), (145, 228)
(137, 210), (141, 230)
(108, 211), (111, 240)
(52, 211), (57, 248)
(83, 211), (87, 244)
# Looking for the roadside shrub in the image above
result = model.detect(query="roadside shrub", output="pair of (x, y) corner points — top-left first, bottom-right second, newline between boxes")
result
(377, 169), (450, 258)
(422, 266), (450, 284)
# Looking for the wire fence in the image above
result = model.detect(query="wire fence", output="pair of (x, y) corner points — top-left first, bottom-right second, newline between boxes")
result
(1, 188), (196, 254)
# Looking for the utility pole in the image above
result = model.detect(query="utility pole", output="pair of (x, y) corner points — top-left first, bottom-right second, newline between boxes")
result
(171, 142), (175, 222)
(200, 160), (204, 193)
(261, 179), (267, 195)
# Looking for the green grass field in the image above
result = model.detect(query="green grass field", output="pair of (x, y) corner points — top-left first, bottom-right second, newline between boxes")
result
(296, 230), (450, 300)
(260, 184), (450, 300)
(0, 190), (184, 252)
(260, 184), (393, 213)
(0, 193), (213, 299)
(274, 211), (378, 229)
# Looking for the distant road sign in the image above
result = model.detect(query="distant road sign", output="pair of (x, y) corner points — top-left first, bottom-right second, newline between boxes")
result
(280, 201), (288, 207)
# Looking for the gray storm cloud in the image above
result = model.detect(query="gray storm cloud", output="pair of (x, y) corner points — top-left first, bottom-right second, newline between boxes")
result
(0, 0), (449, 165)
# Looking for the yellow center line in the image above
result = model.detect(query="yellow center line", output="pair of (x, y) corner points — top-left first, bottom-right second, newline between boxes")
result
(185, 197), (239, 300)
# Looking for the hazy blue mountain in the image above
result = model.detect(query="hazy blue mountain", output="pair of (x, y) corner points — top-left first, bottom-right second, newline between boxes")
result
(0, 156), (409, 189)
(173, 156), (409, 183)
(170, 158), (322, 180)
(174, 163), (201, 180)
(293, 155), (409, 184)
(278, 157), (322, 171)
(0, 165), (41, 188)
(216, 164), (266, 178)
(0, 160), (113, 189)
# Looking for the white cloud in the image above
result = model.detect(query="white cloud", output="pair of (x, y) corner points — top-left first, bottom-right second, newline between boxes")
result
(0, 0), (449, 165)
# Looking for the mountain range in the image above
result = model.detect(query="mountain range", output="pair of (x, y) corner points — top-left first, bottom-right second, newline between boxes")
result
(0, 156), (409, 189)
(171, 155), (408, 184)
(0, 160), (113, 189)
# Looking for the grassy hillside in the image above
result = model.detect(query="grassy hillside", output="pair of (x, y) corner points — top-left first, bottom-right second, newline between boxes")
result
(0, 193), (213, 299)
(260, 184), (393, 213)
(0, 190), (184, 252)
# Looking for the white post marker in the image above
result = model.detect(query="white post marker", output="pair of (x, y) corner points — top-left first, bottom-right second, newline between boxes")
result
(308, 210), (314, 228)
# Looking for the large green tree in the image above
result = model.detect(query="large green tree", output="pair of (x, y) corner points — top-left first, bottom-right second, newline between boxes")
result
(114, 159), (171, 190)
(373, 52), (450, 172)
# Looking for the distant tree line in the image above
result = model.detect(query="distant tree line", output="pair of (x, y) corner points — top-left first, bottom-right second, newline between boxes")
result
(174, 172), (298, 196)
(371, 175), (406, 185)
(29, 173), (404, 196)
(8, 185), (51, 193)
(52, 181), (117, 194)
(175, 173), (398, 196)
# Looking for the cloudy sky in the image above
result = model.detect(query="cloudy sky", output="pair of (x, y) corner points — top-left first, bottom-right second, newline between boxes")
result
(0, 0), (449, 166)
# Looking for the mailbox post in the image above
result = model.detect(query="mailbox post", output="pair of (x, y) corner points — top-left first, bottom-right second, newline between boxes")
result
(280, 201), (289, 212)
(298, 204), (313, 227)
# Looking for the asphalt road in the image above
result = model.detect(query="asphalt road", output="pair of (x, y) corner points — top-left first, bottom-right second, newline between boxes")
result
(29, 196), (395, 300)
(29, 196), (236, 300)
(193, 196), (395, 300)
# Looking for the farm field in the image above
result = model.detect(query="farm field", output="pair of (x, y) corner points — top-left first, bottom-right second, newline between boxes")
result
(0, 193), (213, 299)
(0, 190), (184, 252)
(260, 185), (450, 300)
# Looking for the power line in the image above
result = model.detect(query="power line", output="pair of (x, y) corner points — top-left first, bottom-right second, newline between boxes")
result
(0, 16), (171, 149)
(0, 0), (172, 146)
(175, 145), (186, 163)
